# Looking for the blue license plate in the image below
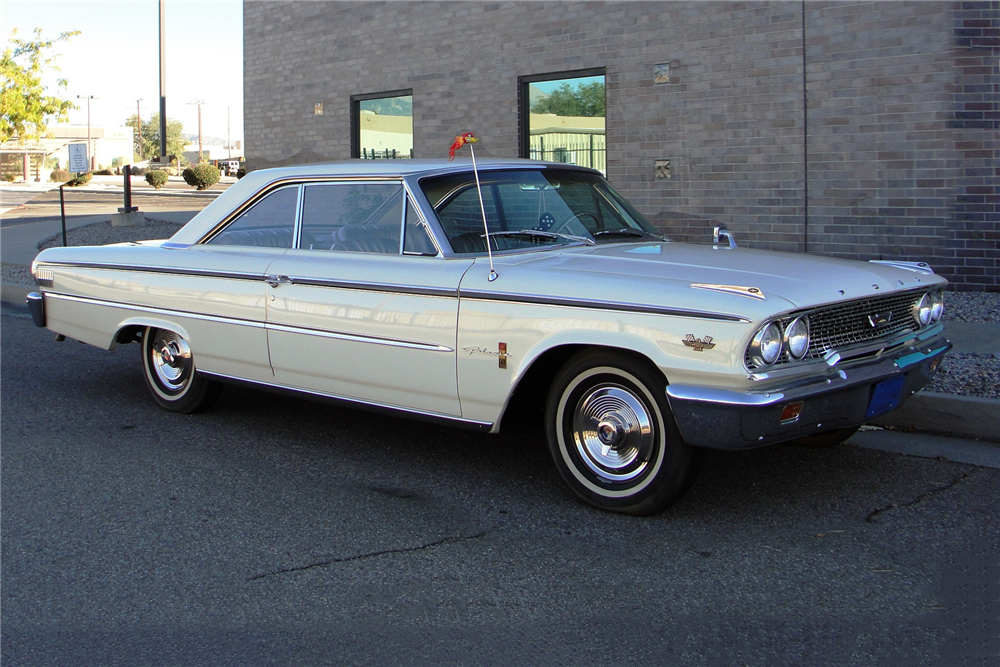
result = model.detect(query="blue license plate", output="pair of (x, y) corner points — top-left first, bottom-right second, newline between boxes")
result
(866, 374), (906, 418)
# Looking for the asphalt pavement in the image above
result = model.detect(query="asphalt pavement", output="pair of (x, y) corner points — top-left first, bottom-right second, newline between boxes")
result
(2, 309), (998, 666)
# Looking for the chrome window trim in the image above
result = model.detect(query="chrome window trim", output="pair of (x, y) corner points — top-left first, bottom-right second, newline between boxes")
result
(292, 183), (305, 250)
(458, 290), (751, 323)
(199, 176), (408, 246)
(201, 182), (302, 246)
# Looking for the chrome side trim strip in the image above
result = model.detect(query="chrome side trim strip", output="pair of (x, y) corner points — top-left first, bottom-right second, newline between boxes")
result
(36, 260), (460, 299)
(37, 260), (264, 283)
(44, 292), (266, 329)
(266, 322), (454, 352)
(286, 275), (457, 298)
(199, 370), (492, 431)
(45, 292), (454, 352)
(459, 290), (751, 322)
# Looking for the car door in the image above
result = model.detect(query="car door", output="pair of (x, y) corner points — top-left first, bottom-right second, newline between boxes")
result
(264, 180), (472, 417)
(154, 182), (301, 383)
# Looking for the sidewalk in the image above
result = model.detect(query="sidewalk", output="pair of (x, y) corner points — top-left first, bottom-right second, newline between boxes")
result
(2, 182), (998, 448)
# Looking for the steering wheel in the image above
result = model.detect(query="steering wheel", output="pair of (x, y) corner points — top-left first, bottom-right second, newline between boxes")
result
(551, 211), (599, 234)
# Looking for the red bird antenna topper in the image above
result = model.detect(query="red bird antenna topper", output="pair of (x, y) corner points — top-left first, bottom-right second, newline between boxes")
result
(448, 132), (497, 282)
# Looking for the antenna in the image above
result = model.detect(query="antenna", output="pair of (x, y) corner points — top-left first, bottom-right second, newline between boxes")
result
(449, 132), (497, 281)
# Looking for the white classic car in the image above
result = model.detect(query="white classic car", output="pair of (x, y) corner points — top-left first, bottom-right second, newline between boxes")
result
(28, 158), (951, 514)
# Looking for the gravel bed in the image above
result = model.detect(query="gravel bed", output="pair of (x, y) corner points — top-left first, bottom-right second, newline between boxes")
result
(941, 291), (1000, 323)
(4, 223), (998, 400)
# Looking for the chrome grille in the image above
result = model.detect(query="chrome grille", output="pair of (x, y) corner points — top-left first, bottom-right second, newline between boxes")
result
(745, 290), (923, 370)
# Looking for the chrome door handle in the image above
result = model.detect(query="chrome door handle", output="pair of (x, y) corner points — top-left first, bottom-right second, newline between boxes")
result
(266, 274), (292, 288)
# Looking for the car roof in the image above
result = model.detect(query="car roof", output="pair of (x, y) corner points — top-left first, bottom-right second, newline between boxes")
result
(168, 158), (597, 246)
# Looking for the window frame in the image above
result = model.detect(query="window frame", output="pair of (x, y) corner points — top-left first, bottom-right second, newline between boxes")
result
(518, 68), (606, 170)
(351, 89), (414, 160)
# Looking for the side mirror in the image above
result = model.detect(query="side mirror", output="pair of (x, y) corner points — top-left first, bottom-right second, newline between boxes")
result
(713, 225), (737, 249)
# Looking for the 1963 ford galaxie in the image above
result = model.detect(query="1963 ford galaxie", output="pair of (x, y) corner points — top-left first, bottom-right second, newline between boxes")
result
(27, 158), (951, 514)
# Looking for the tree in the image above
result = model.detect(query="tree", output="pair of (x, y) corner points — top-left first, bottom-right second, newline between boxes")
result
(531, 82), (606, 118)
(124, 112), (185, 163)
(1, 28), (80, 142)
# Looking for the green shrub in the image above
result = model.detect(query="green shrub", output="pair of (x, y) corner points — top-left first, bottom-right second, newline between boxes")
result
(182, 162), (221, 190)
(2, 172), (17, 182)
(65, 172), (93, 187)
(236, 167), (246, 179)
(145, 170), (168, 189)
(94, 168), (114, 176)
(49, 169), (71, 183)
(130, 166), (147, 176)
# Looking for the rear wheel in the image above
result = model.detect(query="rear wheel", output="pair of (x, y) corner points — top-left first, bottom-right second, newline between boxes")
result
(545, 351), (702, 515)
(141, 327), (222, 413)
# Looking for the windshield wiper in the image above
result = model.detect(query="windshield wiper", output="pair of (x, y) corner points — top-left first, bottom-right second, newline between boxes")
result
(486, 230), (595, 246)
(592, 228), (647, 238)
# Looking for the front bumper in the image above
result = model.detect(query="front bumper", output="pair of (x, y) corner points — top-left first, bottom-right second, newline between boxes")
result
(665, 329), (952, 450)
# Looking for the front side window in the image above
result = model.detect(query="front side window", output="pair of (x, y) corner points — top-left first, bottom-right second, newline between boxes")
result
(352, 91), (413, 160)
(207, 186), (298, 247)
(302, 182), (405, 254)
(521, 72), (606, 174)
(421, 168), (660, 254)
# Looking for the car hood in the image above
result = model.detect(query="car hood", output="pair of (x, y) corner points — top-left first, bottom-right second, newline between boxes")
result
(484, 241), (944, 315)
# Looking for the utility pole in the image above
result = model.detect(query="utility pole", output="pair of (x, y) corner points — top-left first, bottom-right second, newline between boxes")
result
(189, 100), (204, 163)
(158, 0), (168, 166)
(76, 94), (97, 170)
(227, 106), (231, 160)
(135, 99), (143, 161)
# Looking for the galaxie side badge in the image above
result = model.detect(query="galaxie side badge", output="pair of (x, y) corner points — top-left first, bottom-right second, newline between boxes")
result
(462, 343), (510, 369)
(683, 334), (716, 352)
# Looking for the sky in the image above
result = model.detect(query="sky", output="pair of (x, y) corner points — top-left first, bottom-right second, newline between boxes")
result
(1, 0), (243, 143)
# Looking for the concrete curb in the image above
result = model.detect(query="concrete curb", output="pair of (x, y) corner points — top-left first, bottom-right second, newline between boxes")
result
(872, 391), (1000, 443)
(1, 282), (33, 306)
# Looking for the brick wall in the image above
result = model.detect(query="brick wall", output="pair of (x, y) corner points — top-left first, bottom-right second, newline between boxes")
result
(244, 0), (999, 290)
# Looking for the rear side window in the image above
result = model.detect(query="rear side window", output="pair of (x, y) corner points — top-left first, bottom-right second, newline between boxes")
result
(207, 186), (298, 248)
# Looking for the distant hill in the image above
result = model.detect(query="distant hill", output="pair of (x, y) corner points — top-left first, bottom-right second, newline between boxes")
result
(359, 97), (413, 116)
(183, 134), (228, 145)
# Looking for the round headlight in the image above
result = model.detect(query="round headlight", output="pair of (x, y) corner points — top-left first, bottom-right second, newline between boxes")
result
(752, 322), (783, 365)
(930, 290), (944, 323)
(785, 316), (810, 360)
(915, 293), (933, 327)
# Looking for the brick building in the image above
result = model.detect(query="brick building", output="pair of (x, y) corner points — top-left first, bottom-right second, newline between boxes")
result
(244, 1), (998, 290)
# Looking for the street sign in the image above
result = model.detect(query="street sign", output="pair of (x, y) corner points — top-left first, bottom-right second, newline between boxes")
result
(68, 143), (88, 172)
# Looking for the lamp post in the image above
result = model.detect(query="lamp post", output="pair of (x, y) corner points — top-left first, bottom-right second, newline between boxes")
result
(76, 94), (98, 170)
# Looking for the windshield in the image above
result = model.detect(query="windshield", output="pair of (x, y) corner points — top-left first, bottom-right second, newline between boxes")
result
(420, 168), (662, 254)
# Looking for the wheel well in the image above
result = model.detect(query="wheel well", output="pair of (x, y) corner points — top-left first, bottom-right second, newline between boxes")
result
(114, 325), (144, 346)
(498, 344), (666, 432)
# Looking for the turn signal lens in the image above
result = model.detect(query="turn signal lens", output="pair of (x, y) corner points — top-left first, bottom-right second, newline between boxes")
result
(785, 316), (810, 359)
(780, 401), (804, 424)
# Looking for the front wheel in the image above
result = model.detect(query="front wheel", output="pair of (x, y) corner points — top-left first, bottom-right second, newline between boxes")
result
(545, 351), (702, 515)
(141, 327), (222, 413)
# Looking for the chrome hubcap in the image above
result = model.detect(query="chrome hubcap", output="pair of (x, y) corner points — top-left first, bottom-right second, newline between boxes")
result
(572, 384), (654, 482)
(150, 331), (191, 391)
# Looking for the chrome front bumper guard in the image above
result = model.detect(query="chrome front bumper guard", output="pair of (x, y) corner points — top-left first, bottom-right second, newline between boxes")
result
(26, 292), (46, 328)
(665, 330), (952, 450)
